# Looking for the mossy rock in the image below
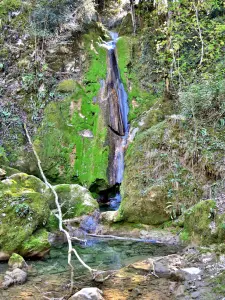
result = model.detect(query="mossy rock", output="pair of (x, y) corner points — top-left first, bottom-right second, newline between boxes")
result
(0, 173), (51, 258)
(183, 200), (217, 245)
(53, 184), (99, 218)
(119, 118), (202, 225)
(118, 185), (170, 225)
(8, 253), (26, 270)
(19, 229), (51, 258)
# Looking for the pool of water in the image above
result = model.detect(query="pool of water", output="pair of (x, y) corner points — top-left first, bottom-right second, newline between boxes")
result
(13, 238), (180, 278)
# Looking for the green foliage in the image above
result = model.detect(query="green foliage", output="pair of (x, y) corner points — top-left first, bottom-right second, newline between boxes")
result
(0, 0), (21, 18)
(179, 78), (225, 125)
(31, 0), (95, 35)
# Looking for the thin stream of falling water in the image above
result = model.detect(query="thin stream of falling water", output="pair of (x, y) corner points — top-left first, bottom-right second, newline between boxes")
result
(99, 32), (129, 210)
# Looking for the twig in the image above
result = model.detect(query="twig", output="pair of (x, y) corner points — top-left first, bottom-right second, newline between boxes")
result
(23, 123), (97, 293)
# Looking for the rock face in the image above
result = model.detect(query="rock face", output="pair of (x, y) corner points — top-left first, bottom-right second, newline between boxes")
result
(69, 288), (105, 300)
(53, 184), (99, 218)
(0, 173), (51, 258)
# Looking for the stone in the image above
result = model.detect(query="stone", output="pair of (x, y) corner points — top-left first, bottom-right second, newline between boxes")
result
(181, 267), (202, 275)
(53, 184), (99, 219)
(191, 291), (201, 299)
(2, 268), (27, 289)
(69, 287), (105, 300)
(8, 253), (27, 270)
(174, 285), (185, 297)
(0, 173), (51, 259)
(100, 211), (118, 224)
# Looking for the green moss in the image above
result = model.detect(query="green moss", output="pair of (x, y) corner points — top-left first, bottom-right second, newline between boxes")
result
(0, 174), (50, 254)
(20, 229), (50, 257)
(211, 271), (225, 295)
(46, 213), (59, 232)
(180, 230), (190, 242)
(57, 79), (78, 93)
(116, 36), (158, 122)
(34, 31), (109, 187)
(183, 200), (217, 245)
(8, 253), (25, 268)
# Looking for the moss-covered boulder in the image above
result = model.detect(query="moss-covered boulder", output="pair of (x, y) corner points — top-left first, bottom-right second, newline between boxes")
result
(53, 184), (99, 219)
(20, 229), (51, 258)
(0, 173), (51, 259)
(118, 185), (170, 225)
(8, 253), (27, 270)
(118, 118), (202, 225)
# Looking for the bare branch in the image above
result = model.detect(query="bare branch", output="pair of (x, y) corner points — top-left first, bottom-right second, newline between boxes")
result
(23, 123), (97, 293)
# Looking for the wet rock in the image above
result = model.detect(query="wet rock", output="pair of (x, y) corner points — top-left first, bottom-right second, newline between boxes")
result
(80, 211), (100, 233)
(2, 268), (27, 289)
(69, 287), (105, 300)
(8, 253), (27, 270)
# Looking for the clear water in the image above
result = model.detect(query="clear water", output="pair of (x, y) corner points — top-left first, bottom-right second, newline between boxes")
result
(17, 239), (180, 278)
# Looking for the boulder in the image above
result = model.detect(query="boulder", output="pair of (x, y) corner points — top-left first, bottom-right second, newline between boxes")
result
(53, 184), (99, 218)
(119, 119), (203, 225)
(2, 268), (27, 289)
(0, 173), (51, 259)
(69, 288), (105, 300)
(8, 253), (27, 270)
(100, 211), (118, 224)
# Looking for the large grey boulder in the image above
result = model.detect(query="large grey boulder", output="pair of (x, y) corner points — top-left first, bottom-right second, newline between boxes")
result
(2, 268), (27, 289)
(69, 287), (105, 300)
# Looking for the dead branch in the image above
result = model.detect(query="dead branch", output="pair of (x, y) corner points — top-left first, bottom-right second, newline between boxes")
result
(87, 233), (161, 243)
(23, 123), (97, 293)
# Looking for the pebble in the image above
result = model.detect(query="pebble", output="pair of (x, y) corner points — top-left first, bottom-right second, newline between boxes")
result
(191, 291), (201, 299)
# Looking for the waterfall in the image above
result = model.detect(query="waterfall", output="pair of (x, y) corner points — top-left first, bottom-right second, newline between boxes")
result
(98, 32), (129, 210)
